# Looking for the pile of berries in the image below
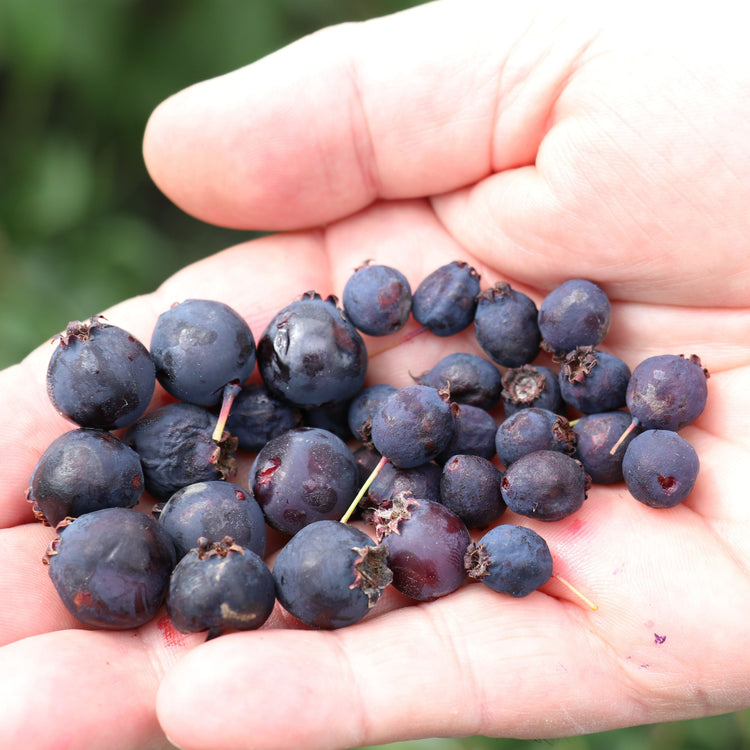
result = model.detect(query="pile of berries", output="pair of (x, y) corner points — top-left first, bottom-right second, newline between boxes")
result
(30, 260), (708, 636)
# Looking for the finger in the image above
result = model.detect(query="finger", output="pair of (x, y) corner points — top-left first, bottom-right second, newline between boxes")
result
(142, 0), (599, 230)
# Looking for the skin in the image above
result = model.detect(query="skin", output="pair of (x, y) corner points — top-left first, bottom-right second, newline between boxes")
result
(1, 0), (749, 747)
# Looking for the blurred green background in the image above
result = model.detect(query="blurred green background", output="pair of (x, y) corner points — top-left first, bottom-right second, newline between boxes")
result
(0, 1), (747, 748)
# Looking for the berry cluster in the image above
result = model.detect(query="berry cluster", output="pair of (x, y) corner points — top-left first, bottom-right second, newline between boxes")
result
(31, 263), (708, 635)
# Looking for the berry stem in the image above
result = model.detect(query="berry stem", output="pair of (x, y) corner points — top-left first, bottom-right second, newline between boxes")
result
(608, 417), (639, 456)
(340, 454), (389, 524)
(553, 573), (599, 611)
(212, 381), (242, 443)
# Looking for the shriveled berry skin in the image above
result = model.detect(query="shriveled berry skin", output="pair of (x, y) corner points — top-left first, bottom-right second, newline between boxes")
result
(440, 454), (506, 529)
(413, 352), (502, 410)
(155, 481), (266, 559)
(342, 263), (412, 336)
(501, 450), (589, 521)
(537, 279), (611, 356)
(123, 402), (237, 501)
(495, 408), (576, 467)
(250, 427), (359, 535)
(167, 538), (275, 637)
(466, 525), (553, 597)
(223, 383), (302, 453)
(272, 520), (392, 629)
(46, 317), (155, 430)
(347, 384), (397, 442)
(28, 428), (144, 526)
(558, 348), (630, 414)
(411, 261), (480, 336)
(435, 403), (497, 464)
(626, 354), (708, 431)
(374, 495), (470, 601)
(150, 299), (256, 407)
(257, 292), (368, 408)
(474, 282), (541, 367)
(622, 429), (699, 508)
(44, 507), (176, 629)
(573, 411), (638, 484)
(501, 364), (565, 417)
(370, 385), (456, 468)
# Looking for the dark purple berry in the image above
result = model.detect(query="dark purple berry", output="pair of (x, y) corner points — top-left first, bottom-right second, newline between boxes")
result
(622, 429), (700, 508)
(46, 317), (155, 430)
(272, 520), (392, 629)
(440, 454), (506, 529)
(474, 282), (541, 367)
(538, 279), (611, 356)
(167, 537), (275, 638)
(412, 352), (503, 410)
(27, 428), (144, 526)
(301, 399), (355, 442)
(370, 385), (456, 468)
(411, 261), (480, 336)
(573, 411), (639, 484)
(465, 525), (553, 597)
(495, 408), (576, 467)
(250, 427), (359, 535)
(365, 460), (443, 508)
(347, 384), (398, 443)
(257, 292), (368, 408)
(123, 402), (237, 501)
(558, 347), (631, 414)
(155, 480), (266, 559)
(501, 364), (565, 417)
(342, 262), (412, 336)
(43, 507), (176, 629)
(435, 403), (497, 464)
(500, 450), (590, 522)
(373, 494), (470, 601)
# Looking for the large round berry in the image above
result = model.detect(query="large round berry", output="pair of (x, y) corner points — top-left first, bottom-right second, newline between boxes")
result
(342, 262), (412, 336)
(44, 507), (176, 629)
(272, 520), (392, 629)
(257, 292), (368, 408)
(150, 299), (256, 407)
(411, 261), (480, 336)
(46, 317), (155, 430)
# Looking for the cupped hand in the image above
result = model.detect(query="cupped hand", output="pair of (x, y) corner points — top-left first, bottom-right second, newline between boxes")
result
(2, 1), (749, 748)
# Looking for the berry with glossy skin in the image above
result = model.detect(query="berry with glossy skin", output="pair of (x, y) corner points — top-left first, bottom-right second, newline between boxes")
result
(501, 450), (590, 521)
(501, 364), (565, 417)
(370, 385), (457, 468)
(347, 384), (398, 443)
(272, 520), (392, 629)
(435, 403), (497, 464)
(123, 402), (237, 501)
(43, 507), (176, 629)
(257, 292), (368, 408)
(411, 261), (481, 336)
(537, 279), (611, 356)
(412, 352), (502, 410)
(250, 427), (359, 535)
(167, 537), (275, 638)
(155, 481), (266, 559)
(558, 347), (631, 414)
(342, 262), (412, 336)
(27, 428), (144, 526)
(439, 454), (506, 529)
(622, 429), (700, 508)
(495, 408), (576, 467)
(46, 317), (155, 430)
(465, 525), (553, 597)
(573, 411), (639, 484)
(150, 299), (256, 407)
(373, 494), (470, 601)
(474, 282), (541, 367)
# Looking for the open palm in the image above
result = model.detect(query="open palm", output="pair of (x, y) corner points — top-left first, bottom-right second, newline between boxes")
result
(1, 1), (749, 748)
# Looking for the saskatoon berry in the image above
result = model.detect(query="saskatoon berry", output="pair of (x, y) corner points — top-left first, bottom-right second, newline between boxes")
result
(155, 480), (266, 559)
(573, 411), (639, 484)
(301, 399), (355, 442)
(342, 262), (412, 336)
(272, 520), (392, 629)
(439, 454), (506, 529)
(435, 403), (497, 465)
(537, 279), (611, 356)
(373, 494), (470, 601)
(473, 282), (541, 368)
(501, 450), (590, 522)
(27, 427), (144, 526)
(149, 299), (256, 407)
(558, 347), (631, 414)
(251, 427), (359, 536)
(257, 291), (368, 408)
(411, 260), (481, 336)
(347, 383), (397, 443)
(501, 364), (565, 417)
(46, 316), (155, 430)
(465, 525), (553, 598)
(495, 408), (576, 467)
(365, 460), (443, 508)
(43, 507), (176, 629)
(167, 537), (275, 638)
(622, 429), (700, 508)
(370, 384), (457, 468)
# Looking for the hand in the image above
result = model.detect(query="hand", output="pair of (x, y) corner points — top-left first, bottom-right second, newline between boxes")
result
(2, 0), (749, 748)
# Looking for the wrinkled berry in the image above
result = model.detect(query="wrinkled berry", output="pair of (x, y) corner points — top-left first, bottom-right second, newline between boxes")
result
(558, 347), (630, 414)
